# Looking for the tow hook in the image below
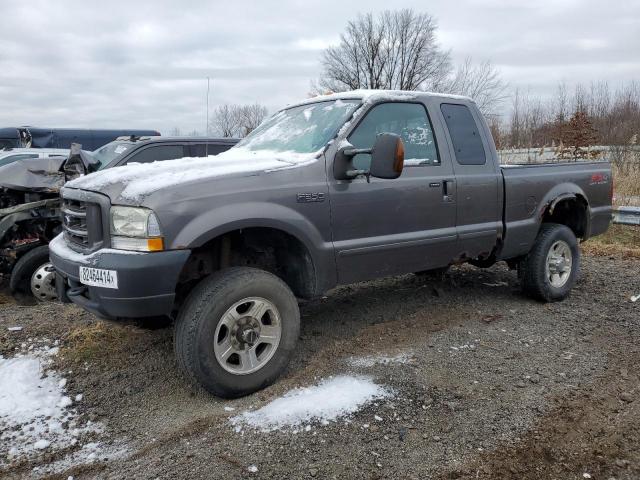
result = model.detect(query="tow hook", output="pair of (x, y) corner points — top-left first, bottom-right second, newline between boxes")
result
(68, 285), (88, 297)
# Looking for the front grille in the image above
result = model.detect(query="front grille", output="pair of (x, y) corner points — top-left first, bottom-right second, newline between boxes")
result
(61, 194), (105, 251)
(62, 198), (89, 247)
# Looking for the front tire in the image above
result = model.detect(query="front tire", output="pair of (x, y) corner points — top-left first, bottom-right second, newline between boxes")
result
(10, 245), (57, 301)
(174, 267), (300, 398)
(519, 223), (580, 302)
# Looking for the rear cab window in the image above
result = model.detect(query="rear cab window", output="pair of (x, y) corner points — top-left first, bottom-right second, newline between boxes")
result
(440, 103), (486, 166)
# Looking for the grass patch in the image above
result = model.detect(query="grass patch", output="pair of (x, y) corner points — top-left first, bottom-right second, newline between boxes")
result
(582, 224), (640, 258)
(612, 163), (640, 206)
(60, 321), (146, 364)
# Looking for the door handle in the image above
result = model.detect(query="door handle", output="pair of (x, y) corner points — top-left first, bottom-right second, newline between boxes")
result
(443, 179), (455, 202)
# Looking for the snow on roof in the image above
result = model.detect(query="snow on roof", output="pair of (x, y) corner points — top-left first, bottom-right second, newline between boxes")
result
(290, 89), (472, 109)
(66, 146), (318, 202)
(230, 376), (391, 433)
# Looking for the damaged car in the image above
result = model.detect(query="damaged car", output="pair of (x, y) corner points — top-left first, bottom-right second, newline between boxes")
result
(1, 136), (238, 301)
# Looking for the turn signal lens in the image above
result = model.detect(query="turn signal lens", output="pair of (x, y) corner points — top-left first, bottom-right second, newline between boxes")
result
(111, 236), (164, 252)
(146, 237), (164, 251)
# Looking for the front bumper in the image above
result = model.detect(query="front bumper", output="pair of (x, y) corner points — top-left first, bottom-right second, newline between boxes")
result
(51, 246), (190, 320)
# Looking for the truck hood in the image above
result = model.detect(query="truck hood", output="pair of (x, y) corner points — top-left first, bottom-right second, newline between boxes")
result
(65, 147), (318, 204)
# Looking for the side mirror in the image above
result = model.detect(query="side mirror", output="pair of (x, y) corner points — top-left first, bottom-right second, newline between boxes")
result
(369, 133), (405, 179)
(333, 133), (405, 181)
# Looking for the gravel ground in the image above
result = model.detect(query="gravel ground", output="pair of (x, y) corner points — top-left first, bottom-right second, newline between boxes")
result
(1, 254), (639, 480)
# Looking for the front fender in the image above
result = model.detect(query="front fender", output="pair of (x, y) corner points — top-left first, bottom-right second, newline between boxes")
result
(168, 201), (336, 293)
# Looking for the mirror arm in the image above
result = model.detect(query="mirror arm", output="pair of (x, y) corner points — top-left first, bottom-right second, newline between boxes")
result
(343, 147), (372, 157)
(346, 169), (371, 183)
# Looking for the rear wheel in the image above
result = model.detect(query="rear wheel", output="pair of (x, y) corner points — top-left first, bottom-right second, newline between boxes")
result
(174, 267), (300, 398)
(519, 223), (579, 302)
(10, 246), (57, 302)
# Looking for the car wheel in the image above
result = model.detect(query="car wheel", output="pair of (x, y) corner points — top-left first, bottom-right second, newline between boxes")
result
(9, 245), (57, 302)
(174, 267), (300, 398)
(519, 223), (580, 302)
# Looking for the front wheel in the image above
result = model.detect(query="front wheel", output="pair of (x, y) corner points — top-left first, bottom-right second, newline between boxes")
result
(174, 267), (300, 398)
(10, 245), (57, 302)
(519, 223), (580, 302)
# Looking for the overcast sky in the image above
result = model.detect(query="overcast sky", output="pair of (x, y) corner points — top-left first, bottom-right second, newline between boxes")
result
(1, 0), (638, 135)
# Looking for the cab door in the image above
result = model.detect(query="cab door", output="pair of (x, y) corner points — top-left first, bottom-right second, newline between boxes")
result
(438, 103), (501, 258)
(327, 100), (458, 284)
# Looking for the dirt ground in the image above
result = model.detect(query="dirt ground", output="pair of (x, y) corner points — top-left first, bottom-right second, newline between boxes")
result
(1, 252), (639, 480)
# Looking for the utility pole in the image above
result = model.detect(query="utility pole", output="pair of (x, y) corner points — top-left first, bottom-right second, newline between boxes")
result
(206, 76), (211, 135)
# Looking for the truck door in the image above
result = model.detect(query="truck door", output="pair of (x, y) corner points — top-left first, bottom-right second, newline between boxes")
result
(328, 101), (458, 284)
(439, 103), (501, 259)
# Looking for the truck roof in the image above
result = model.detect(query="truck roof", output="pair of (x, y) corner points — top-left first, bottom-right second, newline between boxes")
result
(288, 89), (473, 109)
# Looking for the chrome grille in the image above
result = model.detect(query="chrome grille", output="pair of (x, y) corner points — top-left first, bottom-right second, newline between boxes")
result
(62, 198), (90, 248)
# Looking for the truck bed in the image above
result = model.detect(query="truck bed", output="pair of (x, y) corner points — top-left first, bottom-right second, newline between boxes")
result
(498, 161), (613, 260)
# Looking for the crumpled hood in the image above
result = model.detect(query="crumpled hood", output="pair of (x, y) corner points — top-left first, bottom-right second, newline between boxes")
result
(65, 147), (318, 205)
(0, 145), (98, 192)
(0, 157), (66, 192)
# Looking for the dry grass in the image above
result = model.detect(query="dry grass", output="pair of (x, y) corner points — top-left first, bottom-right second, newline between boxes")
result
(612, 162), (640, 206)
(60, 321), (146, 364)
(582, 224), (640, 258)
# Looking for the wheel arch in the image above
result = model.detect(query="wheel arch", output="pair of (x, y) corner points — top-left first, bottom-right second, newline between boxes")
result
(540, 189), (590, 239)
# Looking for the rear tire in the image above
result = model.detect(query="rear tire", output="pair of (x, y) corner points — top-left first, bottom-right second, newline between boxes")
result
(10, 246), (57, 302)
(519, 223), (579, 302)
(174, 267), (300, 398)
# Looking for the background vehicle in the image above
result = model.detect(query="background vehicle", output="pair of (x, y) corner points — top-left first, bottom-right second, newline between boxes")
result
(1, 136), (238, 301)
(0, 148), (70, 169)
(50, 90), (612, 398)
(0, 127), (160, 150)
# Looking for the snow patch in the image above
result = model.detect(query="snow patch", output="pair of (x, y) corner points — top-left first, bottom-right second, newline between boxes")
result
(347, 352), (414, 368)
(0, 349), (103, 466)
(231, 376), (391, 432)
(49, 233), (143, 265)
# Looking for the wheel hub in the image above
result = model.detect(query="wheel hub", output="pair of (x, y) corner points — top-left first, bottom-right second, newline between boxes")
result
(545, 240), (573, 288)
(234, 319), (261, 347)
(30, 262), (57, 301)
(213, 297), (282, 375)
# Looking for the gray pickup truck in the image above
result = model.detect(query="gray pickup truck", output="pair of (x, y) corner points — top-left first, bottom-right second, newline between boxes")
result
(50, 90), (612, 397)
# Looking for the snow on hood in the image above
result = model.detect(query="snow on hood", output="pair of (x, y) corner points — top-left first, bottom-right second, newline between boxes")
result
(65, 147), (318, 203)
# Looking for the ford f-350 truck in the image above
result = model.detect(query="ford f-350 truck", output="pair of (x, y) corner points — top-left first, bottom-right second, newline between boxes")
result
(50, 90), (612, 398)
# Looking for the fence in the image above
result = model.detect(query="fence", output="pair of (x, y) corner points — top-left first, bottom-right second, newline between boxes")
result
(613, 206), (640, 226)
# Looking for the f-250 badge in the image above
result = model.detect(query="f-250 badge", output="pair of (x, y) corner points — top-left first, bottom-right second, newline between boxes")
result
(297, 192), (326, 203)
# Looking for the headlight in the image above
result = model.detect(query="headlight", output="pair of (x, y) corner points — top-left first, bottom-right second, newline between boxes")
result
(110, 206), (163, 252)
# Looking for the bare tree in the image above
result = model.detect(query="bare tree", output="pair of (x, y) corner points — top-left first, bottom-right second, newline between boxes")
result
(444, 57), (507, 118)
(211, 105), (242, 138)
(318, 9), (451, 92)
(211, 103), (269, 138)
(169, 126), (181, 136)
(238, 104), (268, 136)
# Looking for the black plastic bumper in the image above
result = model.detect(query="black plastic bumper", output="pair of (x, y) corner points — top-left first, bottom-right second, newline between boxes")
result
(51, 247), (190, 320)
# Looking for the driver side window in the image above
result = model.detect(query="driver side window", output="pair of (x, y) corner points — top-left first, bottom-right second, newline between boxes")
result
(348, 102), (439, 170)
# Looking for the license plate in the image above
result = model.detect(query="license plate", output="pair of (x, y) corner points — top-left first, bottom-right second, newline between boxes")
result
(79, 266), (118, 289)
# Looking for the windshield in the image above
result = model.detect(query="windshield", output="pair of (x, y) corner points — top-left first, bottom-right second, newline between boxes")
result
(236, 99), (360, 154)
(91, 141), (136, 169)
